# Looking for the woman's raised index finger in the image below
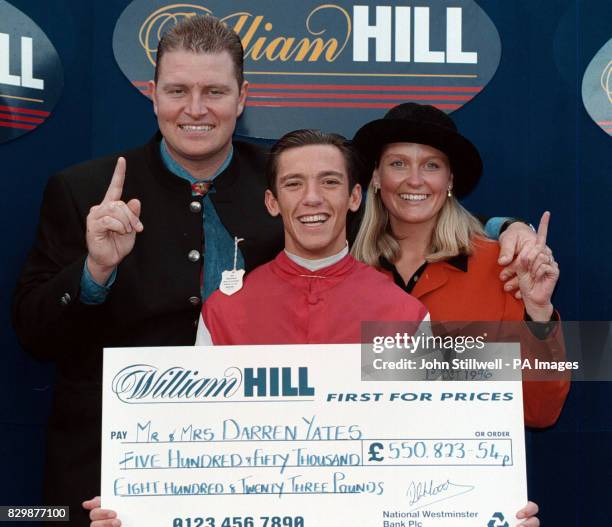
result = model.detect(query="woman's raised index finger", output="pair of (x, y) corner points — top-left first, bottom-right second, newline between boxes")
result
(536, 211), (550, 246)
(103, 157), (126, 202)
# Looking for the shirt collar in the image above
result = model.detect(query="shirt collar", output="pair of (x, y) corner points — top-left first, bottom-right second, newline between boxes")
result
(160, 139), (233, 189)
(446, 253), (468, 272)
(379, 253), (468, 273)
(284, 243), (349, 272)
(271, 251), (357, 289)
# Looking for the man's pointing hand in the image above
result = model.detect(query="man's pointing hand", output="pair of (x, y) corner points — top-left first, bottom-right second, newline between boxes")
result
(85, 157), (143, 284)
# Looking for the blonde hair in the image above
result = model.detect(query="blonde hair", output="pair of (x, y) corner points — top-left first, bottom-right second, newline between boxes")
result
(352, 180), (486, 267)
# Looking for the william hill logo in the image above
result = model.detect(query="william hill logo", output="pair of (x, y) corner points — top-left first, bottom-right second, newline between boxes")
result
(111, 364), (314, 403)
(113, 0), (501, 137)
(0, 0), (63, 144)
(244, 367), (315, 397)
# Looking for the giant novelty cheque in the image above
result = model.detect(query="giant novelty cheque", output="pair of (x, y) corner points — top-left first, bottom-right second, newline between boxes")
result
(102, 345), (526, 527)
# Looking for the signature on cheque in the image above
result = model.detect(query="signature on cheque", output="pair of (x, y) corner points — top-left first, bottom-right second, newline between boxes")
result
(407, 478), (475, 511)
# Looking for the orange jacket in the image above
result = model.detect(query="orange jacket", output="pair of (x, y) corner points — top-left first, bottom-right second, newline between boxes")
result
(390, 238), (570, 428)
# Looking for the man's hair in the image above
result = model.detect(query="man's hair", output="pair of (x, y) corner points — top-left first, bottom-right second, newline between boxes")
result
(154, 15), (244, 86)
(266, 129), (363, 196)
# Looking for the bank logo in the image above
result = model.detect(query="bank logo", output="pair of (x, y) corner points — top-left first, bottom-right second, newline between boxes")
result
(487, 512), (509, 527)
(582, 37), (612, 136)
(113, 0), (501, 138)
(0, 0), (64, 144)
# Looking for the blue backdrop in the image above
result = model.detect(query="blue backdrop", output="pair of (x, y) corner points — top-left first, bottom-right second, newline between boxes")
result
(1, 0), (610, 524)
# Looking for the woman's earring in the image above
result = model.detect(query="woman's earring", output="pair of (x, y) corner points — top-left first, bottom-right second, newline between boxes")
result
(447, 187), (453, 198)
(374, 184), (380, 194)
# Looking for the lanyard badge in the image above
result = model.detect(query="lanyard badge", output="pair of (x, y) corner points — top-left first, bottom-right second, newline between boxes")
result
(219, 237), (245, 296)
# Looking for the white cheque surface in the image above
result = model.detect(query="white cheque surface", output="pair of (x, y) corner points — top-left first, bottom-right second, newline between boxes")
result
(102, 345), (526, 527)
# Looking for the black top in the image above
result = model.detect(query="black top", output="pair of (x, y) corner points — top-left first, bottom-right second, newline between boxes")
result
(379, 254), (467, 293)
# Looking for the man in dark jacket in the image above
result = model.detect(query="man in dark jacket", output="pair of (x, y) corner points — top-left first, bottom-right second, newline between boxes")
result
(12, 16), (283, 526)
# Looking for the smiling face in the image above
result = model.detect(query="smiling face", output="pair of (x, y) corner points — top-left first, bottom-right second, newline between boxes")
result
(265, 144), (362, 260)
(373, 142), (452, 234)
(150, 50), (247, 178)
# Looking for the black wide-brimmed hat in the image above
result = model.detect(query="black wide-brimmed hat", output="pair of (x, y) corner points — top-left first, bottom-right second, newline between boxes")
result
(353, 103), (482, 198)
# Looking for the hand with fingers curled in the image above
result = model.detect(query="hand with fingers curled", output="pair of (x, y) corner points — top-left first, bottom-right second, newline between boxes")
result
(513, 212), (559, 321)
(497, 221), (542, 299)
(516, 500), (540, 527)
(82, 496), (120, 527)
(86, 157), (143, 285)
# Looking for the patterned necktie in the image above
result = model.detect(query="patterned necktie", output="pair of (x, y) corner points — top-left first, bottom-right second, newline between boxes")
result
(191, 181), (212, 196)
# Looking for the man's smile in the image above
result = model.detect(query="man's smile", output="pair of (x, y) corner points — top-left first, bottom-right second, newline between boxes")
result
(178, 124), (215, 132)
(298, 213), (330, 225)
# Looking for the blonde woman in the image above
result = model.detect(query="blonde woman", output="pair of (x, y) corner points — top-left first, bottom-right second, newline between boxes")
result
(352, 103), (569, 428)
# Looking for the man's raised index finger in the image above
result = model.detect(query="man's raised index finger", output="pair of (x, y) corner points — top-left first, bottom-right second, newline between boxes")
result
(536, 211), (550, 245)
(103, 157), (126, 202)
